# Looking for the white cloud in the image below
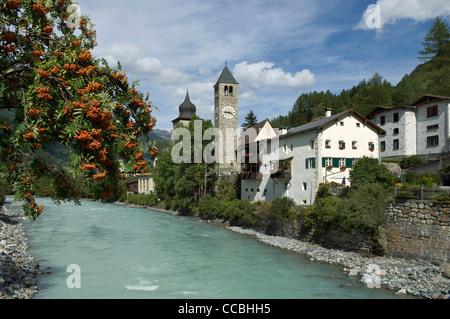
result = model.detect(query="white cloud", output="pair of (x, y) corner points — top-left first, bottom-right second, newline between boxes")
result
(356, 0), (450, 31)
(95, 43), (190, 85)
(233, 61), (316, 91)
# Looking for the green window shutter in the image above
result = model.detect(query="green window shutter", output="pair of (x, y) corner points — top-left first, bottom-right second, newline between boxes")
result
(306, 158), (309, 169)
(322, 157), (326, 168)
(346, 158), (353, 168)
(313, 158), (316, 169)
(332, 158), (339, 168)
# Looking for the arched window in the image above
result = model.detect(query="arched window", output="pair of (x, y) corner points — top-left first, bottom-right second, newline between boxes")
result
(229, 86), (233, 96)
(224, 85), (228, 96)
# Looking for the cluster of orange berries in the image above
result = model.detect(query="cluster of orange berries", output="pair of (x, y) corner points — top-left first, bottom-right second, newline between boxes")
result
(77, 65), (95, 77)
(77, 51), (92, 63)
(74, 130), (93, 142)
(27, 108), (40, 116)
(37, 69), (50, 78)
(35, 86), (52, 100)
(79, 164), (96, 171)
(2, 45), (16, 53)
(3, 31), (17, 43)
(2, 125), (13, 131)
(5, 0), (21, 10)
(64, 63), (79, 71)
(93, 172), (106, 181)
(42, 25), (53, 35)
(78, 81), (104, 95)
(32, 50), (45, 58)
(33, 4), (50, 15)
(23, 132), (34, 139)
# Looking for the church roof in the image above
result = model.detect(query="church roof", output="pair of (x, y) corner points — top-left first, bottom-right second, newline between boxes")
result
(172, 91), (196, 123)
(215, 63), (238, 85)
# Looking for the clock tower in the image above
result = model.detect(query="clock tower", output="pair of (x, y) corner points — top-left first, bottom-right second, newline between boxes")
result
(214, 63), (239, 176)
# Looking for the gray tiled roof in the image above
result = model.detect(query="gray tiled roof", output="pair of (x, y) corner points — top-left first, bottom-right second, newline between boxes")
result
(282, 109), (385, 138)
(216, 63), (238, 85)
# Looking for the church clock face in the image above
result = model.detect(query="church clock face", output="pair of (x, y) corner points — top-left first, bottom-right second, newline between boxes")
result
(222, 106), (236, 120)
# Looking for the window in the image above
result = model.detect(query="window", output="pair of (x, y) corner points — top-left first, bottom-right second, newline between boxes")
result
(393, 139), (399, 151)
(290, 144), (294, 152)
(339, 141), (346, 150)
(283, 144), (287, 153)
(325, 140), (331, 149)
(356, 123), (361, 128)
(323, 157), (332, 167)
(380, 116), (385, 126)
(229, 86), (233, 96)
(427, 135), (439, 147)
(352, 141), (358, 150)
(393, 128), (399, 135)
(309, 141), (315, 150)
(427, 105), (438, 118)
(394, 113), (399, 123)
(306, 158), (316, 169)
(340, 121), (344, 126)
(427, 124), (439, 131)
(352, 159), (359, 167)
(369, 142), (375, 151)
(224, 86), (229, 96)
(339, 158), (346, 167)
(303, 183), (307, 191)
(381, 141), (386, 152)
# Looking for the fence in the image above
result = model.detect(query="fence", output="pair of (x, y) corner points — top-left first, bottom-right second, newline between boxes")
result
(394, 185), (450, 200)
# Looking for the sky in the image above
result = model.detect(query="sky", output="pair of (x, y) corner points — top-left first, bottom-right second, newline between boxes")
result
(75, 0), (450, 132)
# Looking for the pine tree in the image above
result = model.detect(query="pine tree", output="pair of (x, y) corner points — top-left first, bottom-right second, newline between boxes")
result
(419, 17), (450, 61)
(242, 110), (258, 130)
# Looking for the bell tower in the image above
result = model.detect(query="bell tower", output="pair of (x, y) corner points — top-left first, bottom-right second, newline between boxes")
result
(214, 63), (239, 176)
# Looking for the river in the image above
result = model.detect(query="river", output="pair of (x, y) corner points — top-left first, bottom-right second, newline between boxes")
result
(11, 198), (407, 299)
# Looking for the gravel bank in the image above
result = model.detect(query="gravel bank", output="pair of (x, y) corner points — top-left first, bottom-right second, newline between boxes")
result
(228, 226), (450, 299)
(0, 204), (40, 299)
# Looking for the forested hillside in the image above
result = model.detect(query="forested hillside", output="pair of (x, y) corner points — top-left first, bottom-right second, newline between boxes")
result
(271, 17), (450, 129)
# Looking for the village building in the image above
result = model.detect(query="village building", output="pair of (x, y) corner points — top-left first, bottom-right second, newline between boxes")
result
(368, 94), (450, 160)
(126, 173), (155, 195)
(239, 109), (385, 206)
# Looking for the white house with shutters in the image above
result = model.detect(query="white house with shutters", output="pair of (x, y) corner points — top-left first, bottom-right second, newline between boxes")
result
(239, 109), (385, 206)
(368, 94), (450, 160)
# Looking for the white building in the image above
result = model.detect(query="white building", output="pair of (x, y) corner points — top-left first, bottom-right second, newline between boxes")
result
(239, 109), (385, 206)
(368, 95), (450, 160)
(368, 106), (417, 158)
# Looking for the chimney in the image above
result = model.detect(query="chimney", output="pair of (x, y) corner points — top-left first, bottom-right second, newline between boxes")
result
(325, 108), (332, 118)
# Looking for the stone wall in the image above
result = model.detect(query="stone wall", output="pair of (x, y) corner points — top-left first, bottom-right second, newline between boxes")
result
(386, 200), (449, 265)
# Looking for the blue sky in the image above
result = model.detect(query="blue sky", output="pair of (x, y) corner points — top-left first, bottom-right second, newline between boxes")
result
(75, 0), (450, 131)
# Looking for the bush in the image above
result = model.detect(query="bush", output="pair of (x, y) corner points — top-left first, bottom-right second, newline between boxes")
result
(0, 179), (9, 206)
(314, 196), (342, 225)
(350, 157), (399, 189)
(400, 155), (425, 169)
(404, 172), (440, 187)
(269, 197), (295, 222)
(198, 194), (224, 218)
(336, 184), (390, 233)
(125, 193), (158, 206)
(433, 193), (450, 205)
(224, 199), (257, 227)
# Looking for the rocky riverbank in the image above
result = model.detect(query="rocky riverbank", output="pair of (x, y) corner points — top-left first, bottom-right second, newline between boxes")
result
(0, 204), (40, 299)
(227, 226), (450, 299)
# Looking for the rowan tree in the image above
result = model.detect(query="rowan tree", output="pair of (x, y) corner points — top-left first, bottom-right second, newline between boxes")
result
(0, 0), (158, 220)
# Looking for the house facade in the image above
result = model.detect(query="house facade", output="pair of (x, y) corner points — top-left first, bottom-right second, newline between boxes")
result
(368, 106), (417, 158)
(240, 109), (385, 206)
(126, 173), (155, 195)
(368, 95), (450, 160)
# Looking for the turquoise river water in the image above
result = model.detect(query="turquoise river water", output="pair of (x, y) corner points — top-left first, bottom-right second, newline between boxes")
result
(6, 197), (408, 299)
